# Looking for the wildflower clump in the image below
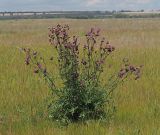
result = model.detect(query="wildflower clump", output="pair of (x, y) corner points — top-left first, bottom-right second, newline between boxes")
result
(22, 24), (142, 125)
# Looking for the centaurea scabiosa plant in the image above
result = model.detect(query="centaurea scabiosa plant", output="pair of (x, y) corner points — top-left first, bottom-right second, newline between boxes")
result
(22, 24), (142, 125)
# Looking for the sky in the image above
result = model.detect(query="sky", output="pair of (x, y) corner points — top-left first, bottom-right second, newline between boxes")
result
(0, 0), (159, 11)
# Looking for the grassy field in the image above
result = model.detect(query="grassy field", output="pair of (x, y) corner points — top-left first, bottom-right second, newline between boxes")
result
(0, 18), (160, 135)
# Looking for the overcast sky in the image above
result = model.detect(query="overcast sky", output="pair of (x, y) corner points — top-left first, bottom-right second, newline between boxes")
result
(0, 0), (159, 11)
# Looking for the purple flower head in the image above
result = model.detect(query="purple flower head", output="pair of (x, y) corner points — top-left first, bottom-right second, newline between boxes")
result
(129, 65), (136, 72)
(105, 44), (115, 53)
(25, 56), (30, 65)
(62, 29), (67, 37)
(37, 63), (42, 69)
(118, 68), (127, 78)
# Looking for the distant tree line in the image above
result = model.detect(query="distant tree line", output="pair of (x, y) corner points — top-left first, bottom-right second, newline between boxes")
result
(0, 11), (160, 20)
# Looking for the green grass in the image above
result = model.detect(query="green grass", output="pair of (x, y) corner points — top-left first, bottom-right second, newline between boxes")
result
(0, 19), (160, 135)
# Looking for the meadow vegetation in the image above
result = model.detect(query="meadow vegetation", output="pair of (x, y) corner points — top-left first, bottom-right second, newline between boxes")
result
(0, 19), (160, 135)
